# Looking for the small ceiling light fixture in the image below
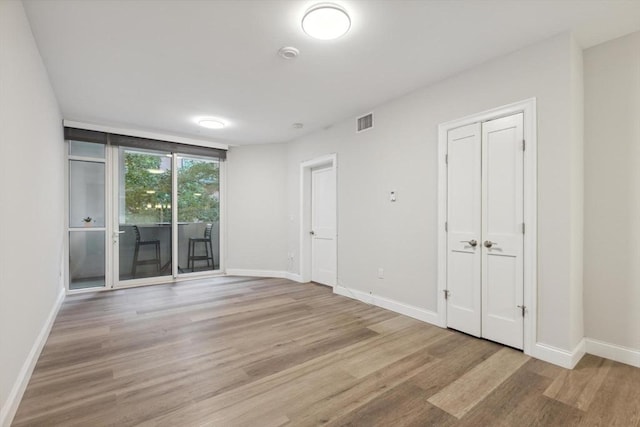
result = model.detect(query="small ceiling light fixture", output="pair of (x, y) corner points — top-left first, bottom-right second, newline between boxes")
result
(278, 46), (300, 60)
(302, 3), (351, 40)
(198, 118), (225, 129)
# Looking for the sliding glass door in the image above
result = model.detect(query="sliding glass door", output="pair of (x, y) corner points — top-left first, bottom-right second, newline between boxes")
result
(66, 131), (225, 292)
(116, 147), (173, 282)
(177, 155), (220, 273)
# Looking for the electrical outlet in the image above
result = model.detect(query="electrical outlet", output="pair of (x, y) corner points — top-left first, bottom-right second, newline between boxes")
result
(377, 268), (384, 279)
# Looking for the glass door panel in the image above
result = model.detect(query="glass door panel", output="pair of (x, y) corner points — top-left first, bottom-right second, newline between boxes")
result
(117, 147), (173, 281)
(69, 231), (106, 289)
(177, 156), (220, 273)
(68, 141), (106, 290)
(69, 160), (105, 227)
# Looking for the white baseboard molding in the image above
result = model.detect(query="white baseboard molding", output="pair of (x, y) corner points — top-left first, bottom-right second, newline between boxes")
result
(585, 338), (640, 368)
(285, 272), (304, 283)
(532, 339), (585, 369)
(334, 285), (442, 327)
(0, 287), (65, 427)
(225, 269), (304, 283)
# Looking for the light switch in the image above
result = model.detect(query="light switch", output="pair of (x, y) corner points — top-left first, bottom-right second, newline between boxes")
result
(390, 191), (397, 202)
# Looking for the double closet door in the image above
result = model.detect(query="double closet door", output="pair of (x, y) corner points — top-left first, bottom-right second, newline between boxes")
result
(446, 113), (524, 349)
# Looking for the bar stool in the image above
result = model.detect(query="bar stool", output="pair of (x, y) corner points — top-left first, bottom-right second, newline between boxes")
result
(188, 223), (214, 272)
(131, 225), (161, 277)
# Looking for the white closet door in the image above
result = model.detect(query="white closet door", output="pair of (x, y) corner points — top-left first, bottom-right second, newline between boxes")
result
(481, 113), (524, 349)
(446, 123), (482, 337)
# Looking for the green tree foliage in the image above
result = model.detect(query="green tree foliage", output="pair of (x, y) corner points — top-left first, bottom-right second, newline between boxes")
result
(178, 159), (220, 222)
(123, 153), (219, 224)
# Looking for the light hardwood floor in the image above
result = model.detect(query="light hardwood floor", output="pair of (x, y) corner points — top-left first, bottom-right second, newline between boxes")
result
(13, 277), (640, 426)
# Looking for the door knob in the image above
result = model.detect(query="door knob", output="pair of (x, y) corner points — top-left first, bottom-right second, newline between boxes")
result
(310, 230), (315, 235)
(460, 240), (477, 247)
(484, 240), (497, 248)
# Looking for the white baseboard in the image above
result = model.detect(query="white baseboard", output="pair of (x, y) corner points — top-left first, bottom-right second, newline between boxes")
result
(0, 287), (65, 427)
(285, 272), (304, 283)
(225, 269), (304, 283)
(226, 269), (287, 279)
(586, 338), (640, 368)
(334, 285), (442, 327)
(532, 338), (585, 369)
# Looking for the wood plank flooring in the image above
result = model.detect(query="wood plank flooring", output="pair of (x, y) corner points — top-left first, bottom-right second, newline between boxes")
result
(12, 277), (640, 426)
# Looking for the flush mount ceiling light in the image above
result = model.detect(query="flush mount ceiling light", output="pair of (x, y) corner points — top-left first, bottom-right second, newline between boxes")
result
(198, 118), (225, 129)
(302, 3), (351, 40)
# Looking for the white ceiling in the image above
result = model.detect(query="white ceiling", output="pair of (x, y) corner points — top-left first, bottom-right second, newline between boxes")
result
(23, 0), (640, 146)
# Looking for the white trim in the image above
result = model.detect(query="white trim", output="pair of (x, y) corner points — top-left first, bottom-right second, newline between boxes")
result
(171, 153), (179, 278)
(223, 270), (303, 283)
(108, 141), (117, 289)
(67, 155), (106, 163)
(64, 142), (70, 292)
(0, 287), (65, 427)
(532, 339), (586, 369)
(226, 269), (293, 279)
(437, 98), (538, 356)
(218, 159), (227, 274)
(586, 338), (640, 368)
(285, 272), (304, 283)
(334, 286), (441, 326)
(63, 119), (228, 150)
(299, 153), (338, 285)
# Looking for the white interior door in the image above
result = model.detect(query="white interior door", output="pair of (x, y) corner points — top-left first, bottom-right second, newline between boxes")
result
(311, 166), (336, 286)
(481, 113), (524, 349)
(446, 123), (482, 337)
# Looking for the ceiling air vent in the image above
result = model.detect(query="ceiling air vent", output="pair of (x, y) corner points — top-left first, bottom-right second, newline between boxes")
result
(356, 113), (373, 133)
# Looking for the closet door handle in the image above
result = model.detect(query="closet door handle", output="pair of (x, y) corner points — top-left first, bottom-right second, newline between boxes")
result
(484, 240), (497, 248)
(460, 240), (477, 247)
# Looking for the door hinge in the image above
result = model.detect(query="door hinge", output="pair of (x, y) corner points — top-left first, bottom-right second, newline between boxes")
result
(445, 154), (448, 164)
(444, 289), (450, 300)
(522, 140), (526, 151)
(517, 305), (526, 317)
(445, 221), (448, 232)
(522, 223), (525, 234)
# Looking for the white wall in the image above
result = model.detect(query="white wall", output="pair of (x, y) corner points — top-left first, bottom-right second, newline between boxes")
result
(0, 1), (65, 425)
(284, 33), (583, 353)
(226, 143), (289, 273)
(584, 31), (640, 351)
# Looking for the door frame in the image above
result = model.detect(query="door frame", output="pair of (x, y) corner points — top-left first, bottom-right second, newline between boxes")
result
(299, 153), (337, 284)
(65, 140), (227, 294)
(64, 141), (111, 293)
(111, 148), (227, 289)
(437, 98), (537, 356)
